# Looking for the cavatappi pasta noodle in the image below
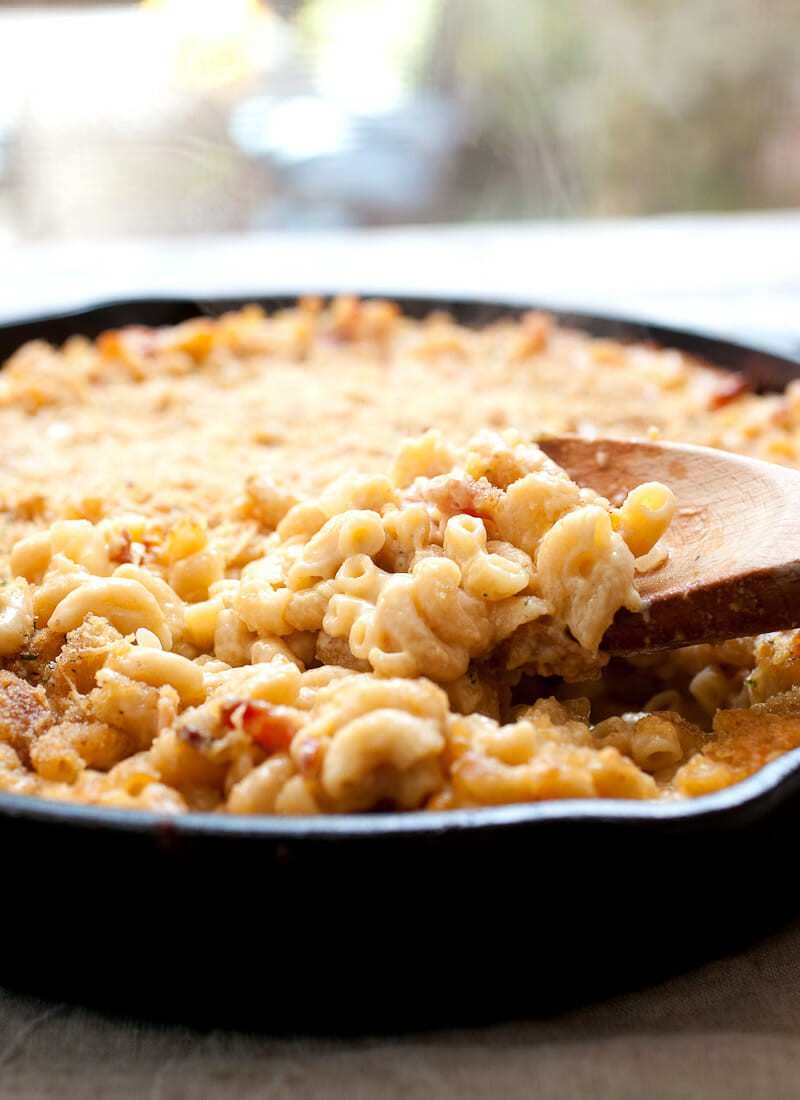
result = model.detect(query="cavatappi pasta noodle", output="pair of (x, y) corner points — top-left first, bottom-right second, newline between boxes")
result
(0, 296), (799, 814)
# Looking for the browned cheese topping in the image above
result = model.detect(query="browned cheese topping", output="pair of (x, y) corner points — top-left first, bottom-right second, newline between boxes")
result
(0, 296), (798, 814)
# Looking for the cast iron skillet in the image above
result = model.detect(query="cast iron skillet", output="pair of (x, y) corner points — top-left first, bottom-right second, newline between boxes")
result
(2, 296), (800, 1032)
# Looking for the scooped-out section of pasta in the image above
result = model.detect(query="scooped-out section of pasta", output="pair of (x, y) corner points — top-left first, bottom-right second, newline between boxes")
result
(0, 297), (799, 813)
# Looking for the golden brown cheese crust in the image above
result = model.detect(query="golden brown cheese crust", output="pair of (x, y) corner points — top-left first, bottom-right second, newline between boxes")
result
(0, 670), (52, 765)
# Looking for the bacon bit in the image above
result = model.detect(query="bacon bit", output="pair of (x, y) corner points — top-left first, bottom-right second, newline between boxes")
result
(508, 311), (552, 362)
(108, 529), (133, 565)
(221, 699), (301, 754)
(164, 319), (215, 362)
(96, 330), (125, 359)
(709, 373), (750, 410)
(420, 473), (502, 523)
(295, 736), (324, 778)
(100, 321), (214, 369)
(97, 326), (160, 362)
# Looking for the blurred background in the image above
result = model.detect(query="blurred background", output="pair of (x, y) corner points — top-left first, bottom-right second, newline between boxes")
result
(0, 0), (798, 243)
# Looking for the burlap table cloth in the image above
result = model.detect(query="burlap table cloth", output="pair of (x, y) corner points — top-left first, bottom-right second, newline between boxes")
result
(1, 915), (799, 1099)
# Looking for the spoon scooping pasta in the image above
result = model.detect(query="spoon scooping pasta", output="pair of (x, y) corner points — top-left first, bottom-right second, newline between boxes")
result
(539, 437), (800, 655)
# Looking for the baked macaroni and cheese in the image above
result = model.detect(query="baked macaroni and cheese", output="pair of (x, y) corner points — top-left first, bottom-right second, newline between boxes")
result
(0, 296), (799, 814)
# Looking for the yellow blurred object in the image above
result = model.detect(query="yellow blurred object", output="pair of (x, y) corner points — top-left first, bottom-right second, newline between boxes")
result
(142, 0), (274, 88)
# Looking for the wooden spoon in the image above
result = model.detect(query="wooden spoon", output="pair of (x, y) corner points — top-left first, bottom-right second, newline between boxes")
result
(538, 436), (800, 655)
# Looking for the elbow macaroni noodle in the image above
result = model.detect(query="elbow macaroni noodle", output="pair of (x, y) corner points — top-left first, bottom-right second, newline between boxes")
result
(0, 297), (797, 814)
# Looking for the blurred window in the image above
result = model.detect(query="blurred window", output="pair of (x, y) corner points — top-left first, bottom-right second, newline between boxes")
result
(0, 0), (798, 240)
